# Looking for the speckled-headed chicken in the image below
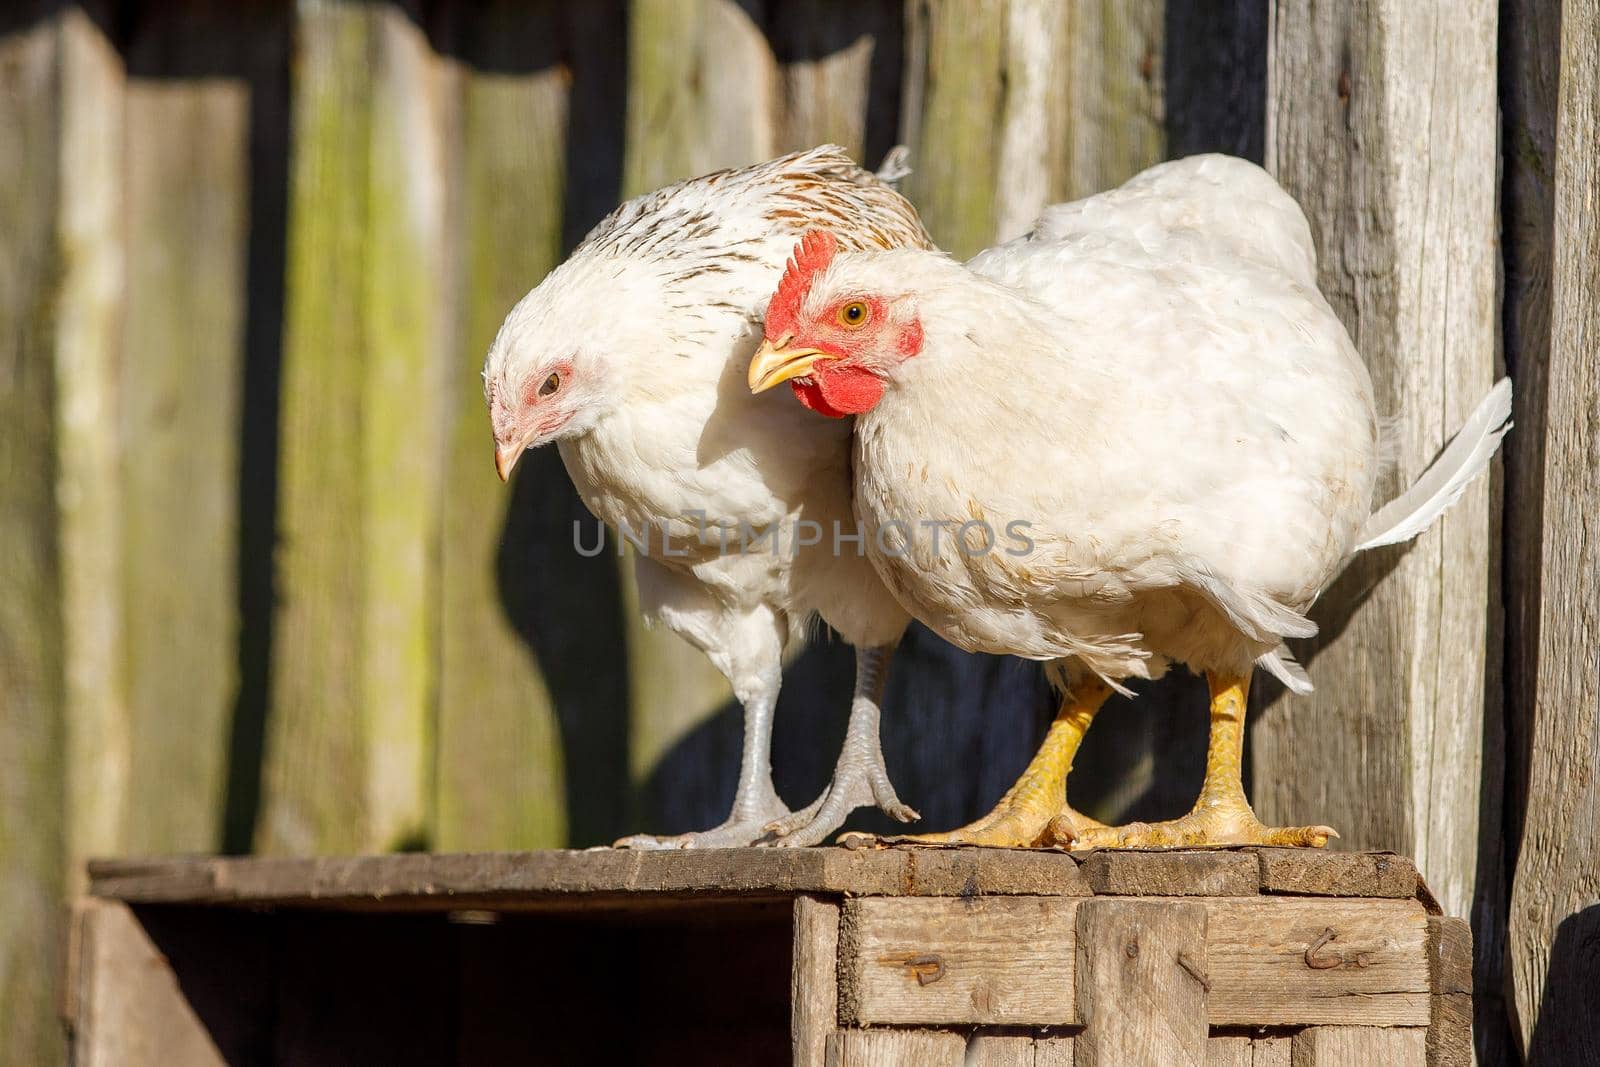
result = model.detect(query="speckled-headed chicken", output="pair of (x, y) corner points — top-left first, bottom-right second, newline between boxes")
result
(484, 146), (934, 847)
(749, 154), (1512, 848)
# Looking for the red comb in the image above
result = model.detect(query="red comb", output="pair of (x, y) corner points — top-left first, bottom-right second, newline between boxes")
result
(765, 230), (838, 340)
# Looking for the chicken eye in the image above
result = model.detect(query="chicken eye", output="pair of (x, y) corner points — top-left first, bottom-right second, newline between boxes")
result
(539, 372), (561, 397)
(837, 301), (871, 329)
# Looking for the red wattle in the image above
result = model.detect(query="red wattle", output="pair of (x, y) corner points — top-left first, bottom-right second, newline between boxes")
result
(790, 364), (884, 417)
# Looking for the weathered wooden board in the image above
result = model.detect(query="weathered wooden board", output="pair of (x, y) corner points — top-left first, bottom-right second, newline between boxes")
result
(432, 0), (573, 853)
(120, 0), (266, 859)
(839, 895), (1431, 1027)
(793, 894), (840, 1067)
(1256, 849), (1418, 899)
(0, 11), (67, 1064)
(54, 3), (129, 887)
(966, 1032), (1039, 1067)
(1081, 851), (1257, 897)
(825, 1030), (965, 1067)
(261, 0), (449, 854)
(1508, 0), (1600, 1058)
(87, 846), (1090, 905)
(1204, 898), (1431, 1026)
(1256, 0), (1501, 923)
(841, 895), (1079, 1026)
(1075, 899), (1208, 1066)
(1288, 1026), (1426, 1066)
(67, 900), (226, 1067)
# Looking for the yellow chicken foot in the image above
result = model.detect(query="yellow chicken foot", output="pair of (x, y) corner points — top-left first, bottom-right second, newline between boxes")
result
(889, 678), (1112, 848)
(1051, 671), (1336, 849)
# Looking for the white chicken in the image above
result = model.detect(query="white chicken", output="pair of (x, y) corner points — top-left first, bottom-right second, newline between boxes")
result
(484, 146), (933, 847)
(749, 154), (1512, 848)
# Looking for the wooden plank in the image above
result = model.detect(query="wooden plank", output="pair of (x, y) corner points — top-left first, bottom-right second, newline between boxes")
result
(54, 3), (129, 887)
(1256, 0), (1501, 921)
(119, 0), (269, 858)
(771, 0), (903, 163)
(825, 1030), (965, 1067)
(840, 896), (1077, 1026)
(260, 0), (449, 853)
(1205, 897), (1431, 1026)
(966, 1032), (1036, 1067)
(1208, 1036), (1252, 1067)
(993, 0), (1072, 241)
(1080, 851), (1259, 896)
(898, 0), (1006, 258)
(792, 895), (840, 1067)
(1289, 1026), (1426, 1067)
(432, 0), (574, 852)
(87, 846), (1089, 904)
(1252, 1037), (1292, 1067)
(1063, 0), (1164, 200)
(1426, 916), (1472, 995)
(1075, 899), (1208, 1067)
(1256, 850), (1418, 898)
(68, 900), (226, 1067)
(0, 11), (67, 1065)
(1493, 0), (1562, 1061)
(1508, 0), (1600, 1057)
(1428, 993), (1472, 1067)
(1034, 1038), (1075, 1066)
(840, 894), (1431, 1028)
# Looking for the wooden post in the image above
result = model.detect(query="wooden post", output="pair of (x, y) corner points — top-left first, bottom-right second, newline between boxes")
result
(1074, 899), (1208, 1067)
(0, 11), (67, 1064)
(261, 0), (449, 853)
(1507, 0), (1600, 1055)
(825, 1030), (965, 1067)
(1255, 0), (1501, 920)
(792, 894), (840, 1067)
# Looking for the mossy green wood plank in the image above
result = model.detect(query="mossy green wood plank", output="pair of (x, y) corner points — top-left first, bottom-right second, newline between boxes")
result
(260, 0), (428, 851)
(0, 14), (67, 1066)
(55, 6), (130, 881)
(1063, 0), (1164, 200)
(619, 0), (779, 829)
(359, 6), (449, 852)
(263, 1), (448, 854)
(434, 1), (571, 852)
(119, 4), (256, 856)
(898, 0), (1006, 259)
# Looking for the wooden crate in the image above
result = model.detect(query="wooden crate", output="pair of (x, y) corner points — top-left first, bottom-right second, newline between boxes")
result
(71, 848), (1470, 1066)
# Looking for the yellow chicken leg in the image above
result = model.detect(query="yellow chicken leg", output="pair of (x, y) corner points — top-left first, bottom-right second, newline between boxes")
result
(1052, 671), (1336, 849)
(889, 678), (1112, 848)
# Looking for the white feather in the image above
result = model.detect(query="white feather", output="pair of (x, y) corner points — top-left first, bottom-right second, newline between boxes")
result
(1258, 645), (1314, 695)
(1355, 378), (1513, 551)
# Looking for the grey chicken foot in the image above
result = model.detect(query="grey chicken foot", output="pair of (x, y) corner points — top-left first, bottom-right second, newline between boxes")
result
(766, 644), (918, 847)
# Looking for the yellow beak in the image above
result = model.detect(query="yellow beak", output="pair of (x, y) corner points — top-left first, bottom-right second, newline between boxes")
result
(748, 336), (833, 393)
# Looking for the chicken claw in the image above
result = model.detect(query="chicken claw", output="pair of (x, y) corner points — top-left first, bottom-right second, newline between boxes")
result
(766, 644), (917, 847)
(1052, 671), (1336, 850)
(613, 793), (794, 849)
(764, 735), (918, 848)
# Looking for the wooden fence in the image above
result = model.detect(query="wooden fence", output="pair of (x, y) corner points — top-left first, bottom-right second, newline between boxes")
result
(0, 1), (1594, 1063)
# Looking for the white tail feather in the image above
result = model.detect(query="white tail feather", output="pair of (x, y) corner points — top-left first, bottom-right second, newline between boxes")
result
(1258, 644), (1313, 695)
(1355, 378), (1513, 551)
(875, 145), (913, 185)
